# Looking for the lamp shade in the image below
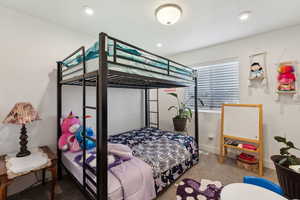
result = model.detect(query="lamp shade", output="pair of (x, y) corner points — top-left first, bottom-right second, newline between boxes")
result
(3, 102), (40, 125)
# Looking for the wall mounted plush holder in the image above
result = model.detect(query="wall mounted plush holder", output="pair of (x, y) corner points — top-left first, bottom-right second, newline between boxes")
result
(275, 61), (298, 101)
(248, 52), (268, 87)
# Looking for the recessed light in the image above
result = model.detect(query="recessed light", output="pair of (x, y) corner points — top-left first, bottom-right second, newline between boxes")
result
(156, 43), (163, 48)
(155, 4), (182, 25)
(84, 6), (94, 16)
(239, 11), (251, 21)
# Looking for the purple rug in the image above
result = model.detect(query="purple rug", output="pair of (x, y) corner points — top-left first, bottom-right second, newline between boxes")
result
(176, 178), (223, 200)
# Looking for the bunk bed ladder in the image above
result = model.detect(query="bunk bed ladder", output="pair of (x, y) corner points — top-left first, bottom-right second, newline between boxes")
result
(81, 47), (98, 200)
(148, 89), (159, 128)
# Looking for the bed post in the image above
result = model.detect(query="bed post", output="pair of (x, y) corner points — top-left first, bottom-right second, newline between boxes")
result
(145, 88), (149, 127)
(97, 32), (108, 200)
(194, 70), (199, 147)
(82, 46), (88, 193)
(57, 61), (62, 180)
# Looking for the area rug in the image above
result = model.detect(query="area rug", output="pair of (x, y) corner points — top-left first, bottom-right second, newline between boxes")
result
(176, 178), (223, 200)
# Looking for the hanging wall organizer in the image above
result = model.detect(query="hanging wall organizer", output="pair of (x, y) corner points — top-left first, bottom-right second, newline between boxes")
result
(276, 61), (297, 100)
(248, 52), (268, 87)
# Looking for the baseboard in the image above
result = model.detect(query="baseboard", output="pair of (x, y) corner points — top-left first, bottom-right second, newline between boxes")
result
(199, 144), (275, 170)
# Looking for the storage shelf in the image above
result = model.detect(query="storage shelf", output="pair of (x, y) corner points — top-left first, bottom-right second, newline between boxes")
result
(224, 144), (259, 153)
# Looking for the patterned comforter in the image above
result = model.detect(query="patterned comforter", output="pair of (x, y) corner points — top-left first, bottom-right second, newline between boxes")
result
(108, 128), (199, 193)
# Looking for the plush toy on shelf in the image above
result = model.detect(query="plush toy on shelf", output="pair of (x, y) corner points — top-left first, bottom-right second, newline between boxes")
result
(277, 64), (296, 92)
(248, 52), (268, 87)
(249, 62), (264, 80)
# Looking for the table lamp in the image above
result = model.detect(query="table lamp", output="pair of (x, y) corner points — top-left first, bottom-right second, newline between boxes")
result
(3, 102), (40, 157)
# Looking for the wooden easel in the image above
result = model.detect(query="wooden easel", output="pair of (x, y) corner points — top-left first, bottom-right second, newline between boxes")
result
(219, 104), (264, 176)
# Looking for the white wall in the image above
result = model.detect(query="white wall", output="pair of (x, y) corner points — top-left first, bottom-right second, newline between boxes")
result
(0, 5), (143, 194)
(163, 25), (300, 168)
(62, 87), (143, 135)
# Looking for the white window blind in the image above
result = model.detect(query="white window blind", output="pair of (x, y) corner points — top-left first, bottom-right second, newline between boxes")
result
(185, 61), (240, 110)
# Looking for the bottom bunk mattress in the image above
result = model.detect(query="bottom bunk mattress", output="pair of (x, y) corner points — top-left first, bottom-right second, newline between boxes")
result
(108, 127), (199, 193)
(62, 151), (123, 200)
(61, 128), (199, 198)
(62, 150), (156, 200)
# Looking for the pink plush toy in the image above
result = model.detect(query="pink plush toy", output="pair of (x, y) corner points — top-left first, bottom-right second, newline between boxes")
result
(58, 112), (81, 152)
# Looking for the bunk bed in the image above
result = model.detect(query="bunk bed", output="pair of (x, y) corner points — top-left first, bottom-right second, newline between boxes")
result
(57, 32), (199, 200)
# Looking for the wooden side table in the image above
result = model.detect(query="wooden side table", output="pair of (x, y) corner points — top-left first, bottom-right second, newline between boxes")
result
(0, 146), (57, 200)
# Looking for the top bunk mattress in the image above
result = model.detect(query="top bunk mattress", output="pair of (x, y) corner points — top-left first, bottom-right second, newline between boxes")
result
(61, 41), (194, 84)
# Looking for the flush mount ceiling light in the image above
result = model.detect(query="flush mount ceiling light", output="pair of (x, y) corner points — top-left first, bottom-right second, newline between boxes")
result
(239, 11), (251, 22)
(155, 4), (182, 25)
(84, 6), (94, 16)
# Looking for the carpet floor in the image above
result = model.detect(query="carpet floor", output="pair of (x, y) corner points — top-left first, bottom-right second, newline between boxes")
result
(8, 153), (277, 200)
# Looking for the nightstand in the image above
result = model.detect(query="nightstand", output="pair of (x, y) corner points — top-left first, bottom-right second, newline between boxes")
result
(0, 146), (57, 200)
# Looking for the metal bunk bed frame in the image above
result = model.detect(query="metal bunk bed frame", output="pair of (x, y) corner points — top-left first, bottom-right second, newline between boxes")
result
(57, 32), (199, 200)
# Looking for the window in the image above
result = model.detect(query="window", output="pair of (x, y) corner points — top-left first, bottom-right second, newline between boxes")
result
(185, 61), (240, 110)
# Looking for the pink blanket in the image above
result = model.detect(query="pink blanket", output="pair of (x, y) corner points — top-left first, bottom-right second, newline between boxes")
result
(108, 143), (156, 200)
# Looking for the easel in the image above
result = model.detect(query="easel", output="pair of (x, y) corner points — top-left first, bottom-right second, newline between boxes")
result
(219, 104), (264, 176)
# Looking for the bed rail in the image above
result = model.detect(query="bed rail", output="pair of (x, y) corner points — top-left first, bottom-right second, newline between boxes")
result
(106, 34), (193, 75)
(58, 32), (194, 88)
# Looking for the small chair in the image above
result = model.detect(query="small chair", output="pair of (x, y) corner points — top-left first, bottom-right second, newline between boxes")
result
(243, 176), (284, 195)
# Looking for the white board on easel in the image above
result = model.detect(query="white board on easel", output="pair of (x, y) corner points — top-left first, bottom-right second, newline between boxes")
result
(223, 105), (260, 140)
(220, 104), (264, 176)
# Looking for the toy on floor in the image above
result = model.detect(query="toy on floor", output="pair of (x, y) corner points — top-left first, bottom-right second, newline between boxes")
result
(58, 112), (81, 152)
(176, 178), (223, 200)
(277, 64), (296, 91)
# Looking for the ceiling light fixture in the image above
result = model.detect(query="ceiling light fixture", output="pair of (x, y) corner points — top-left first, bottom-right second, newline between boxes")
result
(84, 6), (94, 16)
(239, 11), (251, 21)
(155, 4), (182, 25)
(156, 43), (163, 48)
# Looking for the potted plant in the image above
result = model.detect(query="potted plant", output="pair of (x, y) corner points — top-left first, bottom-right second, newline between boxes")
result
(271, 136), (300, 199)
(167, 93), (203, 131)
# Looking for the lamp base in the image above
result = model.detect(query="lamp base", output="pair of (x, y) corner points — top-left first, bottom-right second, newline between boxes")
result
(16, 124), (31, 157)
(16, 150), (31, 157)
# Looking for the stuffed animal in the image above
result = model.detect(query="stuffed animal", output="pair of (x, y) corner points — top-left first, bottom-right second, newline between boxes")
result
(249, 62), (264, 80)
(75, 126), (96, 150)
(277, 65), (296, 91)
(58, 112), (81, 152)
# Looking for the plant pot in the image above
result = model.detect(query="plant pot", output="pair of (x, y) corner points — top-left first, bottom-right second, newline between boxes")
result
(173, 118), (187, 131)
(271, 155), (300, 199)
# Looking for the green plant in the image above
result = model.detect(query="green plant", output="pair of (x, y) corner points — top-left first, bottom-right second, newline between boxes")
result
(167, 93), (193, 121)
(274, 136), (300, 166)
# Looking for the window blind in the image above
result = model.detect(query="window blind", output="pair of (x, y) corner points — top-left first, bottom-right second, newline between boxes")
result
(184, 61), (240, 110)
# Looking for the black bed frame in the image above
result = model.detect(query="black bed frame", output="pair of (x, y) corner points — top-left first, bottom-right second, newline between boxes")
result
(57, 32), (199, 200)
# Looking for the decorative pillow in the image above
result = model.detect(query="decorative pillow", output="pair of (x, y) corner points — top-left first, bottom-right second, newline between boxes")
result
(176, 178), (223, 200)
(108, 143), (133, 159)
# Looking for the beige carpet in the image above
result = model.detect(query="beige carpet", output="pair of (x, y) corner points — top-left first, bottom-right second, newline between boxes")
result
(157, 153), (277, 200)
